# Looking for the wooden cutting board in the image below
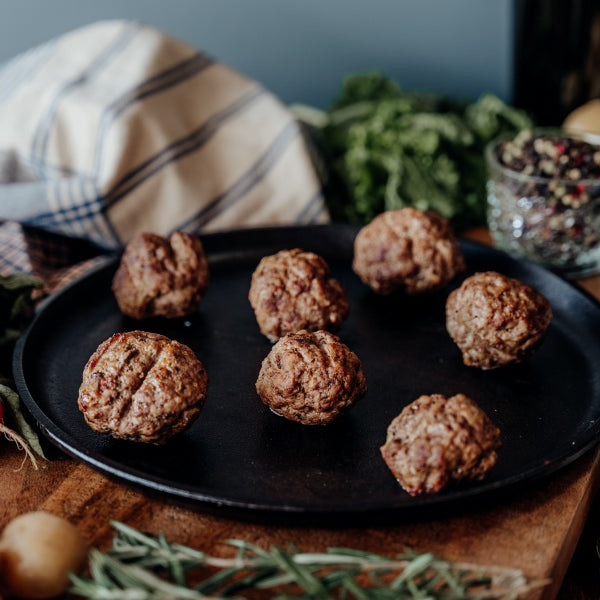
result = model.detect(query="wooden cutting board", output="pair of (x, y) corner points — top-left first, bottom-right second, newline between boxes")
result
(1, 441), (600, 599)
(2, 228), (600, 600)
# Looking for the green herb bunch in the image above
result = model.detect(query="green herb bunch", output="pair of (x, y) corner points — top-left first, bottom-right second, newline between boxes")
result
(292, 71), (533, 231)
(69, 521), (547, 599)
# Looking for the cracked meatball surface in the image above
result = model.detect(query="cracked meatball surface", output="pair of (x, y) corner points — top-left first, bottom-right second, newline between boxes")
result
(446, 271), (552, 369)
(255, 329), (366, 425)
(248, 248), (349, 341)
(352, 208), (465, 295)
(112, 231), (209, 319)
(380, 393), (501, 496)
(78, 330), (208, 444)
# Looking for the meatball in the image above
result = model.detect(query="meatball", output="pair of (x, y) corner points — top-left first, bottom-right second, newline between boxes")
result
(248, 248), (349, 341)
(112, 231), (209, 319)
(352, 208), (465, 295)
(446, 271), (552, 369)
(255, 329), (366, 425)
(380, 393), (501, 496)
(78, 330), (208, 444)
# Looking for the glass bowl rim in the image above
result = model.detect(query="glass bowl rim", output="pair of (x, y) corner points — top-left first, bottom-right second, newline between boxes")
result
(485, 127), (600, 188)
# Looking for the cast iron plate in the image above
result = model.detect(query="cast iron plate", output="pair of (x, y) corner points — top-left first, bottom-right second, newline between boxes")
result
(13, 224), (600, 524)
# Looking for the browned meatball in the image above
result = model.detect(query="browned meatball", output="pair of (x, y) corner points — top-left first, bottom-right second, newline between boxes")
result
(248, 248), (349, 341)
(352, 208), (465, 294)
(112, 231), (209, 319)
(78, 330), (208, 444)
(255, 329), (366, 425)
(380, 393), (501, 496)
(446, 271), (552, 369)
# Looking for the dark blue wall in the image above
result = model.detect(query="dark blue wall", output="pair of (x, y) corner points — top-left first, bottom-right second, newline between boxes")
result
(0, 0), (514, 107)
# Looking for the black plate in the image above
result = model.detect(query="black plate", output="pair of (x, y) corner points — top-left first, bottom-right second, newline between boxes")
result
(13, 224), (600, 524)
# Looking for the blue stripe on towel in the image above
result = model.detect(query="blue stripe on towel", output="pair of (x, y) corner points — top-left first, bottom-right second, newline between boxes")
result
(29, 179), (96, 229)
(0, 227), (31, 273)
(75, 177), (121, 245)
(27, 86), (265, 232)
(294, 190), (324, 224)
(93, 52), (214, 174)
(0, 40), (57, 106)
(177, 119), (300, 231)
(307, 202), (328, 224)
(102, 86), (264, 207)
(24, 155), (85, 179)
(31, 21), (141, 172)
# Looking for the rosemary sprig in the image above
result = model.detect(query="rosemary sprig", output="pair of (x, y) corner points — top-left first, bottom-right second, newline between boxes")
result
(69, 521), (549, 599)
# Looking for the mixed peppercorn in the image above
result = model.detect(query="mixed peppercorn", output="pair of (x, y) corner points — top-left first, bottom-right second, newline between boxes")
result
(487, 130), (600, 275)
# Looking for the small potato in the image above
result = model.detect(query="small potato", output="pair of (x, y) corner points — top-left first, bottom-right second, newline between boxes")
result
(0, 511), (87, 599)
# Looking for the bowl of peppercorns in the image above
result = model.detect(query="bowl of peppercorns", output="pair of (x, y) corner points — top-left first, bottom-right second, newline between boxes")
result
(486, 129), (600, 278)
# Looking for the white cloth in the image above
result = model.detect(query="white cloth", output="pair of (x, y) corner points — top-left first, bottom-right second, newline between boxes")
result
(0, 20), (328, 251)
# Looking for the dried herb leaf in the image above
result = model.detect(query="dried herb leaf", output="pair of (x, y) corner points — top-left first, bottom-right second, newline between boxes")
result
(0, 272), (46, 462)
(0, 383), (47, 460)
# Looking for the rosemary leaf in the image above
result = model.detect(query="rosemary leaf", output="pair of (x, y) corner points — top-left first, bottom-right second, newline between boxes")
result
(157, 532), (186, 586)
(88, 550), (209, 600)
(70, 521), (549, 600)
(226, 538), (278, 560)
(336, 572), (373, 600)
(69, 573), (149, 600)
(270, 545), (330, 597)
(390, 553), (435, 590)
(325, 548), (400, 563)
(195, 567), (244, 595)
(404, 578), (431, 599)
(111, 522), (163, 550)
(216, 567), (279, 597)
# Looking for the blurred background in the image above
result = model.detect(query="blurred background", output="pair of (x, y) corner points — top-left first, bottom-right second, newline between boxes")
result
(0, 0), (597, 124)
(0, 0), (513, 108)
(0, 0), (595, 125)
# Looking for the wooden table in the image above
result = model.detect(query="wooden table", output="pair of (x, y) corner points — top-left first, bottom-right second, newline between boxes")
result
(2, 229), (600, 599)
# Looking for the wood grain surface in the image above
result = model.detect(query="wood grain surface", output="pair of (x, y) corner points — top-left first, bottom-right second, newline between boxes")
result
(2, 228), (600, 600)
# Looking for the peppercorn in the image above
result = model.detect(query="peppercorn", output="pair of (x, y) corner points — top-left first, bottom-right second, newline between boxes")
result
(488, 130), (600, 276)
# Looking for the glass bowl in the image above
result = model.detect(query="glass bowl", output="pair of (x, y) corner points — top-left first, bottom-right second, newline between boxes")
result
(485, 130), (600, 278)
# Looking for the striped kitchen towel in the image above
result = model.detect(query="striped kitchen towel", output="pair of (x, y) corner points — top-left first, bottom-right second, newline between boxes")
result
(0, 19), (328, 277)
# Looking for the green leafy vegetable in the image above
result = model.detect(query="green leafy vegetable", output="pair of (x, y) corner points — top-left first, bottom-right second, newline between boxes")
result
(292, 71), (533, 230)
(69, 520), (548, 599)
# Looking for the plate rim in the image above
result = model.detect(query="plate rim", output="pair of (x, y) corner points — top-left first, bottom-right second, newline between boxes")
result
(12, 224), (600, 523)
